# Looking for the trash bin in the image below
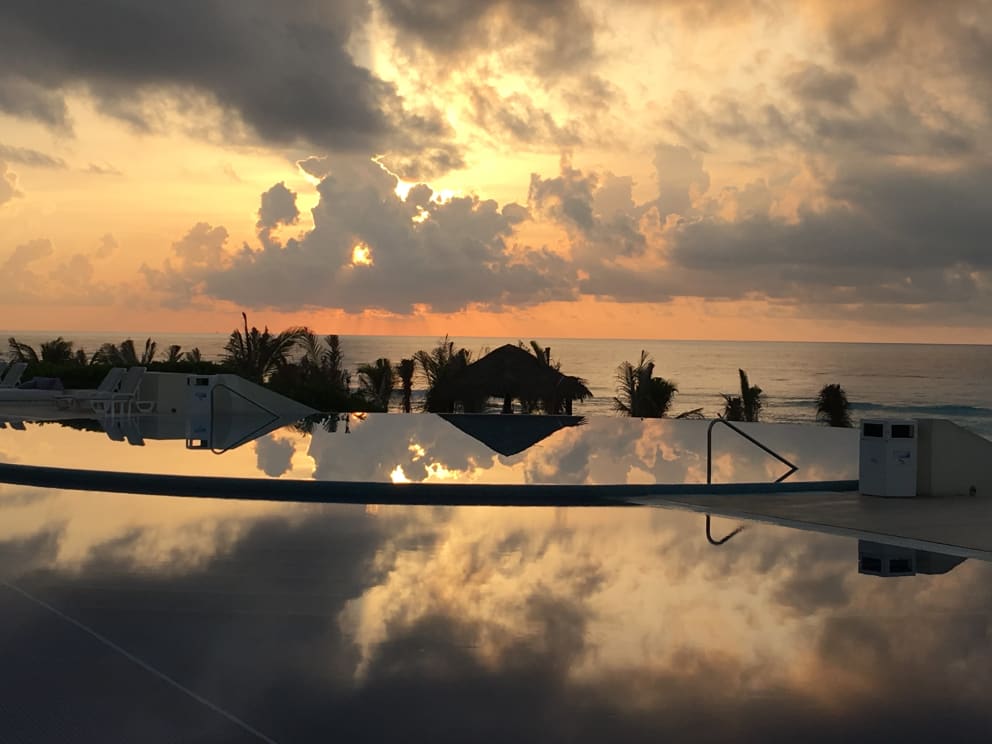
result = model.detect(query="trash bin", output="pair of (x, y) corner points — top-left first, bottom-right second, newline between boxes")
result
(185, 375), (214, 449)
(858, 540), (917, 576)
(859, 419), (917, 497)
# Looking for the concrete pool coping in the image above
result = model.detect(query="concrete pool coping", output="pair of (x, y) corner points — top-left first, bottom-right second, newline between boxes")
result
(2, 461), (988, 558)
(633, 490), (992, 560)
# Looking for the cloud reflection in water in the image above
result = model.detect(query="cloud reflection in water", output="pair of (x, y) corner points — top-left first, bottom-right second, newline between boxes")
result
(0, 481), (989, 742)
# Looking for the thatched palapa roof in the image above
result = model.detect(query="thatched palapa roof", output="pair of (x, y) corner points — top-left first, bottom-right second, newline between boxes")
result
(435, 344), (592, 414)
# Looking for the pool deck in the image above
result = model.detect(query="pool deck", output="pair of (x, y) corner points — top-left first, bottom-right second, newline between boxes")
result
(633, 491), (992, 560)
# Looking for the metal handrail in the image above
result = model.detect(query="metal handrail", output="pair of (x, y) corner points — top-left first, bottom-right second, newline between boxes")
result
(209, 381), (280, 454)
(703, 417), (798, 547)
(706, 417), (798, 485)
(705, 514), (745, 545)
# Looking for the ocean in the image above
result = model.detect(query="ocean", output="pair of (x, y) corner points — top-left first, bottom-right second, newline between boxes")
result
(5, 331), (992, 437)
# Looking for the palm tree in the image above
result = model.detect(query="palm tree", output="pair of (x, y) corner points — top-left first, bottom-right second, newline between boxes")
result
(164, 344), (183, 364)
(722, 369), (763, 422)
(298, 330), (350, 392)
(397, 358), (415, 413)
(184, 347), (202, 364)
(92, 338), (158, 366)
(8, 336), (86, 365)
(414, 336), (471, 412)
(324, 334), (349, 392)
(613, 351), (678, 418)
(816, 383), (853, 427)
(521, 340), (583, 413)
(8, 337), (39, 364)
(358, 358), (396, 411)
(40, 337), (78, 364)
(222, 312), (309, 383)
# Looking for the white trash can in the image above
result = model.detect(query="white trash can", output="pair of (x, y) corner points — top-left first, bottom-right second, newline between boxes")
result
(185, 374), (215, 449)
(859, 420), (918, 498)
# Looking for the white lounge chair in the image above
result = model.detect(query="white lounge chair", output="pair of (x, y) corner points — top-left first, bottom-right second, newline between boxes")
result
(57, 367), (125, 410)
(0, 362), (27, 388)
(91, 366), (145, 415)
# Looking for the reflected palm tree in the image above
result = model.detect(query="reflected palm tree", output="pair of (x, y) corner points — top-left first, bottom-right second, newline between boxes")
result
(613, 350), (678, 418)
(358, 358), (395, 412)
(722, 368), (763, 422)
(222, 312), (308, 383)
(397, 358), (415, 413)
(816, 383), (853, 427)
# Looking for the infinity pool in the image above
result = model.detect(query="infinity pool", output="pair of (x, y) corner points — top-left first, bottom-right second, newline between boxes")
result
(0, 415), (989, 742)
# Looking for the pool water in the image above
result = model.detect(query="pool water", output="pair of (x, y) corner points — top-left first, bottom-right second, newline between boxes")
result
(0, 415), (989, 742)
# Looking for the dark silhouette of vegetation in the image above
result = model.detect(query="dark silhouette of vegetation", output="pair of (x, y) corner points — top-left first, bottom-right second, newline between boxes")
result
(397, 358), (415, 413)
(300, 332), (349, 390)
(431, 343), (591, 415)
(816, 383), (853, 427)
(414, 336), (472, 412)
(93, 338), (159, 366)
(5, 319), (379, 412)
(165, 344), (183, 364)
(357, 358), (396, 411)
(613, 351), (679, 418)
(222, 312), (308, 383)
(722, 369), (763, 422)
(9, 336), (87, 365)
(267, 331), (375, 412)
(4, 326), (821, 423)
(515, 340), (590, 414)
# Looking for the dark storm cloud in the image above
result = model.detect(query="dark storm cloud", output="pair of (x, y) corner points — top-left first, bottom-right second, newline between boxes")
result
(0, 1), (462, 173)
(297, 155), (333, 180)
(0, 76), (71, 131)
(149, 158), (575, 314)
(517, 146), (991, 323)
(784, 62), (858, 106)
(666, 163), (992, 283)
(0, 143), (66, 169)
(527, 158), (649, 264)
(579, 160), (992, 318)
(469, 85), (583, 148)
(669, 84), (976, 160)
(379, 0), (598, 78)
(256, 182), (300, 231)
(144, 139), (992, 323)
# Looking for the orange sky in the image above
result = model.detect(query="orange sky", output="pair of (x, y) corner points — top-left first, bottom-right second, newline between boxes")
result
(1, 2), (990, 343)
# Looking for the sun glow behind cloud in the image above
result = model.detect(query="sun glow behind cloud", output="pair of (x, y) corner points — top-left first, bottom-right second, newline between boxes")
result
(1, 2), (991, 341)
(351, 242), (374, 266)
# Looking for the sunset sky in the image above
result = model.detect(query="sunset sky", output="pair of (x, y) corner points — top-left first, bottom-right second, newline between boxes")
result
(1, 1), (990, 342)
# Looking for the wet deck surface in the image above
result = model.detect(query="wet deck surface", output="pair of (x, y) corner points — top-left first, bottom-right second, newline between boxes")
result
(635, 491), (992, 559)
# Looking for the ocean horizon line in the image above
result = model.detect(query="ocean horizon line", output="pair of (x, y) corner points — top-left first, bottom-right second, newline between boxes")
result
(2, 329), (990, 349)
